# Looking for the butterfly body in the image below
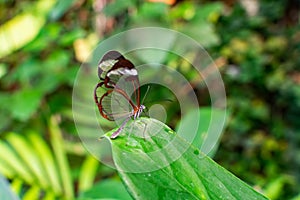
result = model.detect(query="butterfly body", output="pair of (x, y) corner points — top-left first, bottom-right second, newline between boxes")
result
(94, 51), (145, 139)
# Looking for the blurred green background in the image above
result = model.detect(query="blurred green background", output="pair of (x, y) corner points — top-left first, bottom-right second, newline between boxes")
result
(0, 0), (299, 199)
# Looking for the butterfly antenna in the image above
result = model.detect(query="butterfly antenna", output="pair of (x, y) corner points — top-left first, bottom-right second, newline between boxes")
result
(143, 106), (150, 117)
(143, 98), (174, 105)
(141, 85), (151, 105)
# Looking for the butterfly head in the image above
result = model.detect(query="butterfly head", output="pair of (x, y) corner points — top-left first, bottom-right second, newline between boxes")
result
(133, 104), (146, 120)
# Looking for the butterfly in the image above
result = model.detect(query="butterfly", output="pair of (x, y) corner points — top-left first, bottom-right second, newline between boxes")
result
(94, 51), (146, 139)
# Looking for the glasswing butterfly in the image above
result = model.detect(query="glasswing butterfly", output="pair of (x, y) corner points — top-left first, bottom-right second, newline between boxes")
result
(94, 51), (146, 139)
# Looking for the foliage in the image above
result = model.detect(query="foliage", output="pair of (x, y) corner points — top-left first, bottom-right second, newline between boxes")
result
(0, 117), (82, 199)
(109, 118), (267, 200)
(0, 0), (299, 199)
(214, 2), (300, 199)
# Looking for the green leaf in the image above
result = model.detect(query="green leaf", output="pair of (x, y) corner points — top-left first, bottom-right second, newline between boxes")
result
(23, 185), (40, 200)
(0, 130), (71, 199)
(11, 89), (42, 121)
(0, 93), (12, 131)
(78, 155), (99, 192)
(179, 21), (220, 48)
(12, 58), (41, 86)
(264, 176), (292, 200)
(49, 0), (77, 20)
(0, 140), (34, 184)
(49, 116), (74, 199)
(107, 118), (268, 200)
(193, 2), (223, 22)
(103, 0), (135, 17)
(10, 178), (23, 197)
(137, 2), (168, 20)
(6, 133), (50, 189)
(0, 63), (8, 78)
(291, 194), (300, 200)
(59, 29), (85, 46)
(176, 107), (227, 157)
(0, 0), (56, 58)
(80, 179), (132, 200)
(169, 1), (196, 21)
(28, 132), (63, 195)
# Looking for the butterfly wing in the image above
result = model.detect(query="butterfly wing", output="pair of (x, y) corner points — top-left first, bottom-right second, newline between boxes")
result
(95, 51), (141, 121)
(98, 51), (135, 88)
(98, 88), (133, 121)
(98, 51), (124, 80)
(112, 67), (142, 109)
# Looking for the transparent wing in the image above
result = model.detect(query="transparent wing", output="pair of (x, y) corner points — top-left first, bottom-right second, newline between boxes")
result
(99, 88), (134, 121)
(113, 69), (141, 107)
(95, 55), (141, 121)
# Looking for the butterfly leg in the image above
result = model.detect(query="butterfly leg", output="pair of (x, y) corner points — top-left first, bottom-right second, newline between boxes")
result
(128, 118), (148, 141)
(142, 121), (148, 140)
(110, 117), (130, 139)
(126, 118), (135, 143)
